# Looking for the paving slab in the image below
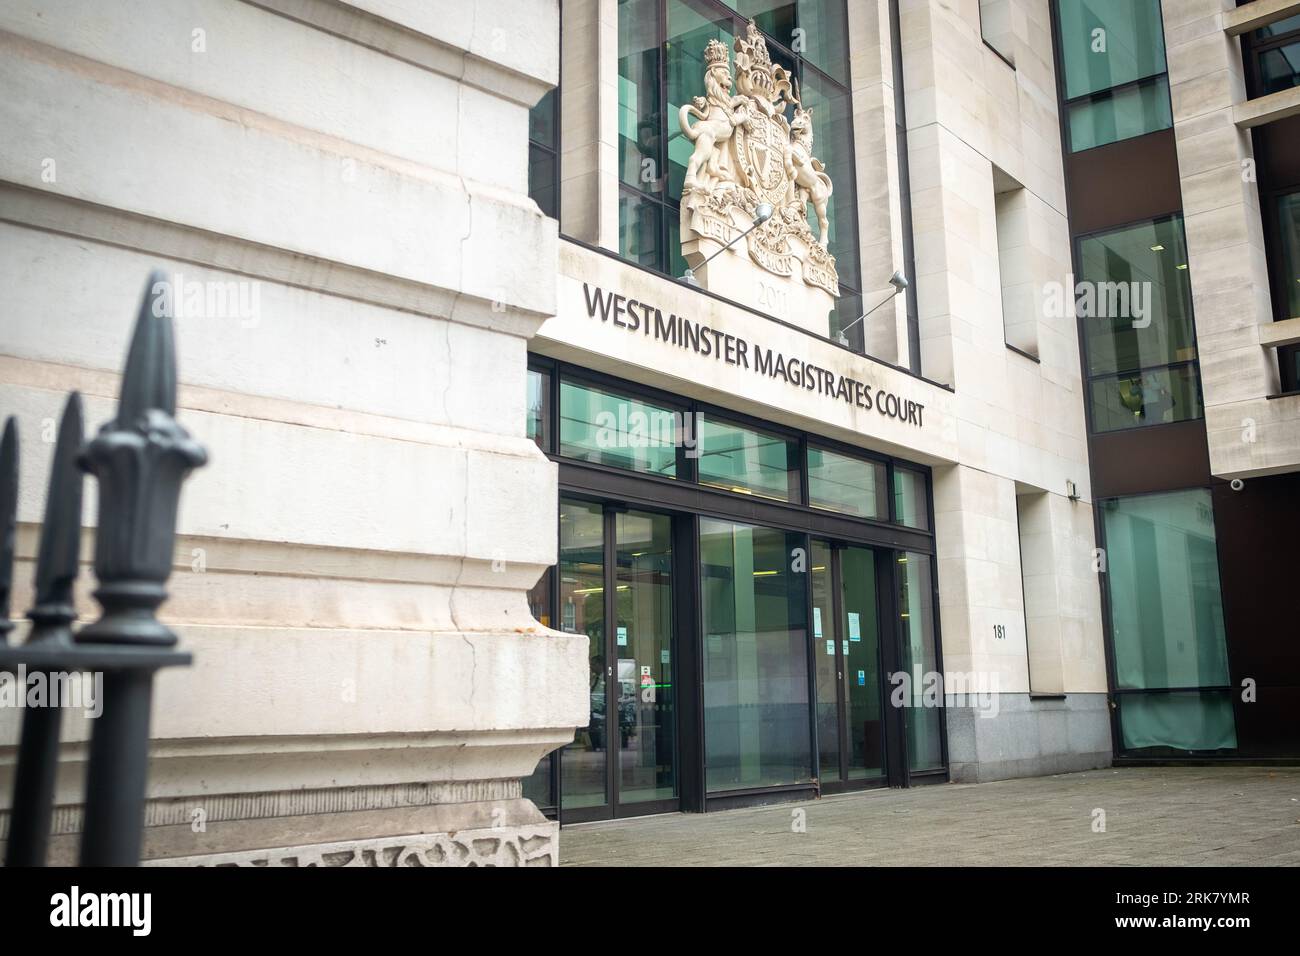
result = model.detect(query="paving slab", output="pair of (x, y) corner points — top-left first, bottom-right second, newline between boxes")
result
(559, 767), (1300, 866)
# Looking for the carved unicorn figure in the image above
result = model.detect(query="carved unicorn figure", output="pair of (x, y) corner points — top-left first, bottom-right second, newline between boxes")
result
(679, 40), (751, 191)
(788, 85), (834, 247)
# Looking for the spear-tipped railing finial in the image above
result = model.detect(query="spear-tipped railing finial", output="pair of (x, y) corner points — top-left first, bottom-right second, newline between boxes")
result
(77, 271), (207, 647)
(27, 392), (85, 644)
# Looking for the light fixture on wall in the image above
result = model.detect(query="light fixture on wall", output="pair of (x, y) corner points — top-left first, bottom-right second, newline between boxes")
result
(680, 202), (774, 287)
(835, 270), (909, 347)
(1066, 479), (1079, 501)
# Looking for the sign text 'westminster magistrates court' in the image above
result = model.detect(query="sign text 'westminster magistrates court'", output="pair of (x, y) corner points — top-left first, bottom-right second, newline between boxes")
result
(581, 284), (925, 428)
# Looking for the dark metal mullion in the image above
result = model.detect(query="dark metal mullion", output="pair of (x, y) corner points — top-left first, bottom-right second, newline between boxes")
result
(603, 505), (619, 812)
(877, 546), (906, 786)
(1085, 358), (1201, 385)
(830, 542), (849, 784)
(1112, 685), (1234, 695)
(1062, 70), (1169, 109)
(803, 533), (821, 789)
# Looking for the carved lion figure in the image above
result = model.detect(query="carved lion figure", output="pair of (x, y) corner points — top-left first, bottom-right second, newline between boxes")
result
(679, 41), (750, 192)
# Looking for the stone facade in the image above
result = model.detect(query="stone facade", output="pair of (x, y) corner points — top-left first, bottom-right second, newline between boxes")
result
(1161, 0), (1300, 479)
(0, 0), (586, 865)
(543, 0), (1111, 787)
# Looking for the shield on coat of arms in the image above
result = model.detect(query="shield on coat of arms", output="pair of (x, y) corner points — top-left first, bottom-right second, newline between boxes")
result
(734, 110), (790, 207)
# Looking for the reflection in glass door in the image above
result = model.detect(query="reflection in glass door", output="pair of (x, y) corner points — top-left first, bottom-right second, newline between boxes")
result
(615, 511), (676, 804)
(810, 539), (885, 788)
(559, 500), (608, 810)
(559, 498), (677, 817)
(840, 547), (883, 780)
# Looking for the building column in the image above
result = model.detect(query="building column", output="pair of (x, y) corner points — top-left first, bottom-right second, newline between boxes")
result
(560, 0), (620, 250)
(0, 0), (587, 866)
(1161, 0), (1283, 478)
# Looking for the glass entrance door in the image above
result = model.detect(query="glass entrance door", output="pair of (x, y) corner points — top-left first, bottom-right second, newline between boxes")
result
(810, 539), (886, 789)
(559, 497), (677, 819)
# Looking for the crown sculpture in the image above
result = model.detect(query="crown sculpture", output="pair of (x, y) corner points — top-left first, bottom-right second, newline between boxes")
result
(679, 21), (839, 330)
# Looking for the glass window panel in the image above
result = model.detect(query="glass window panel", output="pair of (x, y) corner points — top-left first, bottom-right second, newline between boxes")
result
(1066, 75), (1172, 151)
(559, 499), (608, 809)
(1078, 217), (1196, 376)
(526, 367), (550, 452)
(1280, 193), (1300, 322)
(810, 539), (840, 782)
(1260, 40), (1300, 97)
(1101, 490), (1231, 692)
(829, 289), (864, 352)
(697, 415), (799, 501)
(615, 511), (678, 803)
(1257, 13), (1300, 38)
(808, 445), (887, 518)
(528, 88), (558, 150)
(718, 1), (849, 84)
(619, 0), (664, 194)
(559, 378), (679, 476)
(980, 0), (1015, 65)
(700, 519), (812, 792)
(795, 67), (861, 290)
(841, 546), (883, 779)
(898, 551), (942, 772)
(892, 467), (929, 530)
(1088, 365), (1202, 432)
(1056, 0), (1168, 99)
(619, 188), (666, 271)
(1116, 691), (1237, 753)
(666, 0), (737, 204)
(528, 145), (558, 219)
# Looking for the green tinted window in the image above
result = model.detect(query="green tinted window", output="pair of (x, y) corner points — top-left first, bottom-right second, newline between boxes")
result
(1066, 75), (1172, 151)
(698, 416), (799, 501)
(1079, 217), (1196, 377)
(700, 519), (813, 791)
(619, 0), (662, 194)
(667, 1), (736, 203)
(892, 467), (929, 530)
(898, 551), (942, 772)
(526, 367), (550, 451)
(1089, 365), (1202, 432)
(559, 379), (679, 476)
(808, 446), (886, 518)
(619, 189), (666, 270)
(1103, 490), (1230, 690)
(1102, 490), (1236, 754)
(1056, 0), (1167, 99)
(794, 67), (860, 289)
(719, 1), (848, 84)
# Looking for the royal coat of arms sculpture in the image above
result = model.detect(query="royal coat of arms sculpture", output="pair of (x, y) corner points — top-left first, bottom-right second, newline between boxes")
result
(679, 20), (840, 321)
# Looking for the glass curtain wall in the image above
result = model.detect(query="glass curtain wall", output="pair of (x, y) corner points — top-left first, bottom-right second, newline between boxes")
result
(1054, 0), (1172, 152)
(524, 363), (943, 809)
(1101, 490), (1236, 753)
(1077, 216), (1204, 432)
(617, 0), (863, 339)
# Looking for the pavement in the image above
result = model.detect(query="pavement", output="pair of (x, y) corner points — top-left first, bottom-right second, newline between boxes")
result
(559, 766), (1300, 866)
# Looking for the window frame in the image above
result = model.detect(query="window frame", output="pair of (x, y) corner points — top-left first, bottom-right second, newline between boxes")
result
(1052, 0), (1174, 154)
(1071, 212), (1207, 435)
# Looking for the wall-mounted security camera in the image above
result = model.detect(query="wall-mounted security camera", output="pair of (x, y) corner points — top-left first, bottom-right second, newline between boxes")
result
(1230, 478), (1245, 492)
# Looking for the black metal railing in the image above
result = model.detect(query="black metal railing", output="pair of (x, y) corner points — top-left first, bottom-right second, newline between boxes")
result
(0, 272), (207, 866)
